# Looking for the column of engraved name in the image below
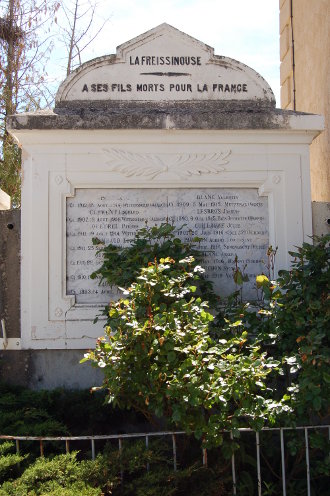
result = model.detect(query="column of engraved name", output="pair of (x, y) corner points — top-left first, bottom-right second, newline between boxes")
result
(66, 188), (268, 303)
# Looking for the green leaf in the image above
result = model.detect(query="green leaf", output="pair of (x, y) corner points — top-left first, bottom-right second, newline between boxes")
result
(167, 351), (176, 363)
(312, 396), (322, 411)
(233, 270), (243, 285)
(172, 408), (181, 422)
(323, 372), (330, 384)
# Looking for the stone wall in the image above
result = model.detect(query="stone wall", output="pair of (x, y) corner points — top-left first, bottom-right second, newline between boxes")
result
(312, 202), (330, 238)
(0, 210), (20, 344)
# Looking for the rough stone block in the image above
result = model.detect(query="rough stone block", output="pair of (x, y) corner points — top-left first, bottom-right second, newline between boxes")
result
(280, 24), (291, 61)
(280, 77), (292, 109)
(280, 49), (293, 85)
(312, 202), (330, 237)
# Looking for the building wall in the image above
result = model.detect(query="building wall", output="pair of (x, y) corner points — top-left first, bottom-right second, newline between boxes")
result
(0, 210), (21, 348)
(279, 0), (330, 201)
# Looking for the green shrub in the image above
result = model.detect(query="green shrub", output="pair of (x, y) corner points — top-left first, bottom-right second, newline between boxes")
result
(0, 442), (26, 484)
(0, 452), (107, 495)
(275, 235), (330, 422)
(95, 439), (229, 496)
(0, 385), (68, 438)
(0, 480), (101, 496)
(0, 384), (147, 440)
(85, 227), (329, 448)
(90, 223), (218, 322)
(84, 256), (290, 446)
(0, 441), (231, 496)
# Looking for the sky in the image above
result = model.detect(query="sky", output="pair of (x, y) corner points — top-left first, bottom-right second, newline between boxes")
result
(50, 0), (281, 105)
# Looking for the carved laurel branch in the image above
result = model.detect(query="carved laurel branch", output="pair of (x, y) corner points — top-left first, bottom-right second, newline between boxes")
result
(102, 148), (231, 179)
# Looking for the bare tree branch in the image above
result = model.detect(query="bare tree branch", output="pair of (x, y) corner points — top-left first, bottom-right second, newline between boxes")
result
(57, 0), (111, 76)
(0, 0), (60, 205)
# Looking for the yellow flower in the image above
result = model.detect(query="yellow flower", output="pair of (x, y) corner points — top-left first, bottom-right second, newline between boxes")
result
(256, 274), (269, 287)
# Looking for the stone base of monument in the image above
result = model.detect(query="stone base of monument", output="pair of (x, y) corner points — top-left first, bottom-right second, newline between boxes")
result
(0, 349), (103, 390)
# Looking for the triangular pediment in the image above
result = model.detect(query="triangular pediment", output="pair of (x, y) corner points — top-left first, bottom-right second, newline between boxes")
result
(116, 23), (214, 61)
(56, 23), (275, 106)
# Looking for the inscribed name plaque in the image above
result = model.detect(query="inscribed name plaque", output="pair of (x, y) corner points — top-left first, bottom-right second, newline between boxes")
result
(66, 188), (268, 303)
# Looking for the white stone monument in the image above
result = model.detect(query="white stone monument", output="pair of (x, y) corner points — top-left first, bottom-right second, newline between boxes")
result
(7, 24), (323, 352)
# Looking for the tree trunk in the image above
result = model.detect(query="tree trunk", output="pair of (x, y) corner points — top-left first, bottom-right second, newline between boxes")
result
(66, 0), (79, 76)
(5, 0), (16, 119)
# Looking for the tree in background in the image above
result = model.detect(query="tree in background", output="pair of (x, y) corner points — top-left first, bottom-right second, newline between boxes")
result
(0, 0), (110, 207)
(58, 0), (110, 76)
(0, 0), (60, 206)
